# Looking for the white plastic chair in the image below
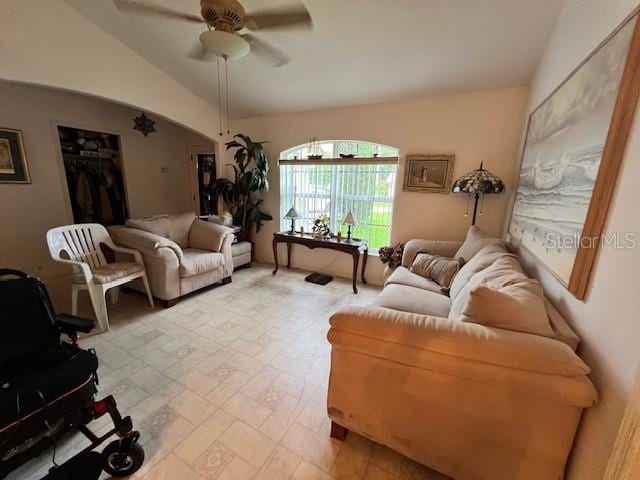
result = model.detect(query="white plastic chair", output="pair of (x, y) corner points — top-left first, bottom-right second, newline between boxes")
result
(46, 223), (154, 332)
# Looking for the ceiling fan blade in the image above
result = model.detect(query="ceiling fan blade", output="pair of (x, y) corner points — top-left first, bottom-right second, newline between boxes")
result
(244, 5), (312, 31)
(113, 0), (203, 24)
(242, 33), (291, 67)
(187, 42), (217, 62)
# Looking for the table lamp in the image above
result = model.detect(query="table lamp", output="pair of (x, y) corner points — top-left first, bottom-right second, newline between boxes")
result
(284, 207), (300, 234)
(342, 211), (356, 242)
(451, 162), (505, 225)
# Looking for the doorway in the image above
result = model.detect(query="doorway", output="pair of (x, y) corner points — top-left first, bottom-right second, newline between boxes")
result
(191, 150), (217, 216)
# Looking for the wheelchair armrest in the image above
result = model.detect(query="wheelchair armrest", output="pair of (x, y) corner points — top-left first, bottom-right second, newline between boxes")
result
(56, 313), (96, 334)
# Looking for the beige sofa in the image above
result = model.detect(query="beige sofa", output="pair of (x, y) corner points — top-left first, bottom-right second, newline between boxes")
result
(327, 227), (597, 480)
(109, 212), (234, 306)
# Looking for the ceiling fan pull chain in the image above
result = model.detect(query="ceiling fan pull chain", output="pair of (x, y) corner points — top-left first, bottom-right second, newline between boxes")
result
(225, 56), (230, 135)
(217, 55), (223, 136)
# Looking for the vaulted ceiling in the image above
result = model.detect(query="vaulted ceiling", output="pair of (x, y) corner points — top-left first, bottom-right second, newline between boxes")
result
(66, 0), (562, 119)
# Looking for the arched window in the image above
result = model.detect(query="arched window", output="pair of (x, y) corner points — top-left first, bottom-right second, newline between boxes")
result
(279, 140), (399, 249)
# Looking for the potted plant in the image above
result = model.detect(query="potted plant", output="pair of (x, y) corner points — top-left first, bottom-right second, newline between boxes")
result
(212, 134), (273, 241)
(378, 243), (405, 279)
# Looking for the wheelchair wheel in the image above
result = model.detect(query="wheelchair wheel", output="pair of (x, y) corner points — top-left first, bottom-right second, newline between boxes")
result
(101, 440), (144, 477)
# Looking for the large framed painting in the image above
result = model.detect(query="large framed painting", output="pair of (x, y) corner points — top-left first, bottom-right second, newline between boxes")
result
(508, 11), (640, 299)
(0, 128), (30, 184)
(403, 154), (454, 193)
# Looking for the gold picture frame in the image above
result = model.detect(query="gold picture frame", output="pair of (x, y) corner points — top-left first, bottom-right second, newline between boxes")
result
(0, 128), (30, 184)
(403, 154), (454, 193)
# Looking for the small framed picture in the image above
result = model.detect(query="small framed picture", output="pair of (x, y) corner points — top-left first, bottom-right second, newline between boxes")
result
(0, 128), (30, 184)
(403, 154), (454, 193)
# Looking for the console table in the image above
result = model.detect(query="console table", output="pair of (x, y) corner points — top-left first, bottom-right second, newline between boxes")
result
(272, 232), (368, 293)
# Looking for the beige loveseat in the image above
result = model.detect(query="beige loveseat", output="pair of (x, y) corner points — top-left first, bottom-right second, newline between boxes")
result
(109, 212), (234, 306)
(327, 227), (597, 480)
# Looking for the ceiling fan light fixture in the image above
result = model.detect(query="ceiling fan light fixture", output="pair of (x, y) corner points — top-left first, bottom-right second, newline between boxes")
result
(199, 30), (249, 59)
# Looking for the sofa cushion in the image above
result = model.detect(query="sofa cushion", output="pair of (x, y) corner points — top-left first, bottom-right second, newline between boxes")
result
(179, 248), (225, 277)
(449, 242), (511, 301)
(410, 252), (463, 292)
(384, 266), (443, 294)
(374, 284), (451, 318)
(450, 256), (556, 338)
(454, 225), (505, 262)
(126, 212), (195, 248)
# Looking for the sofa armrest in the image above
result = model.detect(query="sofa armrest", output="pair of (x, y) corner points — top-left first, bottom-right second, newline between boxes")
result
(402, 239), (463, 267)
(329, 306), (590, 377)
(189, 220), (235, 253)
(109, 226), (183, 262)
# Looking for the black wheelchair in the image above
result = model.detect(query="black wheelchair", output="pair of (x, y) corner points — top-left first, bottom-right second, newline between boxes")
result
(0, 269), (144, 479)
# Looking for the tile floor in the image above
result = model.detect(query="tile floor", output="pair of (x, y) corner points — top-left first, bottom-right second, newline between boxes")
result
(10, 264), (449, 480)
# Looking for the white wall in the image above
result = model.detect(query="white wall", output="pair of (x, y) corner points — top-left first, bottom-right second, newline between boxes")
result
(0, 81), (214, 279)
(0, 0), (223, 141)
(232, 87), (528, 284)
(507, 1), (640, 478)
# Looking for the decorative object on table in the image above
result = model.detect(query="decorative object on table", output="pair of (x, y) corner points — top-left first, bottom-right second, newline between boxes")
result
(452, 162), (505, 225)
(508, 12), (640, 300)
(283, 206), (300, 234)
(403, 154), (454, 193)
(378, 242), (405, 280)
(342, 211), (356, 242)
(300, 225), (304, 236)
(312, 213), (331, 239)
(336, 231), (342, 243)
(307, 138), (323, 159)
(0, 128), (30, 184)
(339, 153), (355, 158)
(132, 112), (156, 137)
(212, 134), (273, 242)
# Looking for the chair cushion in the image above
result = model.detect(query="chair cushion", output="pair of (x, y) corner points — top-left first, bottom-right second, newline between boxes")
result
(180, 249), (225, 277)
(384, 267), (443, 294)
(0, 345), (98, 429)
(374, 284), (451, 318)
(72, 262), (144, 284)
(454, 225), (505, 262)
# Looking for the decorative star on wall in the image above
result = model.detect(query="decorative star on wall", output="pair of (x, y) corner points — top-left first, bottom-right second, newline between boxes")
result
(133, 113), (156, 137)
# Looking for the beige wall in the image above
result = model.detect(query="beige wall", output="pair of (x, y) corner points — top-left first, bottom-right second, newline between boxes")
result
(0, 0), (222, 141)
(0, 81), (214, 278)
(232, 87), (528, 284)
(506, 1), (640, 478)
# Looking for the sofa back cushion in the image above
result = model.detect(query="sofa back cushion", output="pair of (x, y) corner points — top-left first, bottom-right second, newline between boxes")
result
(126, 212), (195, 248)
(449, 242), (510, 300)
(449, 256), (556, 338)
(454, 225), (504, 262)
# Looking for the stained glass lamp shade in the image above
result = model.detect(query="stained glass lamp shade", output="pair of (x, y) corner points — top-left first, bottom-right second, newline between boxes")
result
(451, 162), (505, 225)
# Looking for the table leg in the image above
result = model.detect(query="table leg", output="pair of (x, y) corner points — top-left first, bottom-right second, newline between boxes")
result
(352, 252), (359, 294)
(286, 241), (292, 269)
(361, 248), (368, 284)
(272, 237), (279, 275)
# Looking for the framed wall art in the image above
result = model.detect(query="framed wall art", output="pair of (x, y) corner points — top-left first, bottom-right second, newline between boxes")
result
(0, 128), (30, 184)
(507, 10), (640, 299)
(403, 154), (454, 193)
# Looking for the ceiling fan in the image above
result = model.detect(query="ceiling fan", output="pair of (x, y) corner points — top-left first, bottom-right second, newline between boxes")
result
(113, 0), (313, 67)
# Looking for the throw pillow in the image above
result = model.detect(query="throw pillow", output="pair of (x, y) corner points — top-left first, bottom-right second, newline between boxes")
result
(454, 225), (505, 262)
(451, 256), (556, 338)
(410, 252), (464, 292)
